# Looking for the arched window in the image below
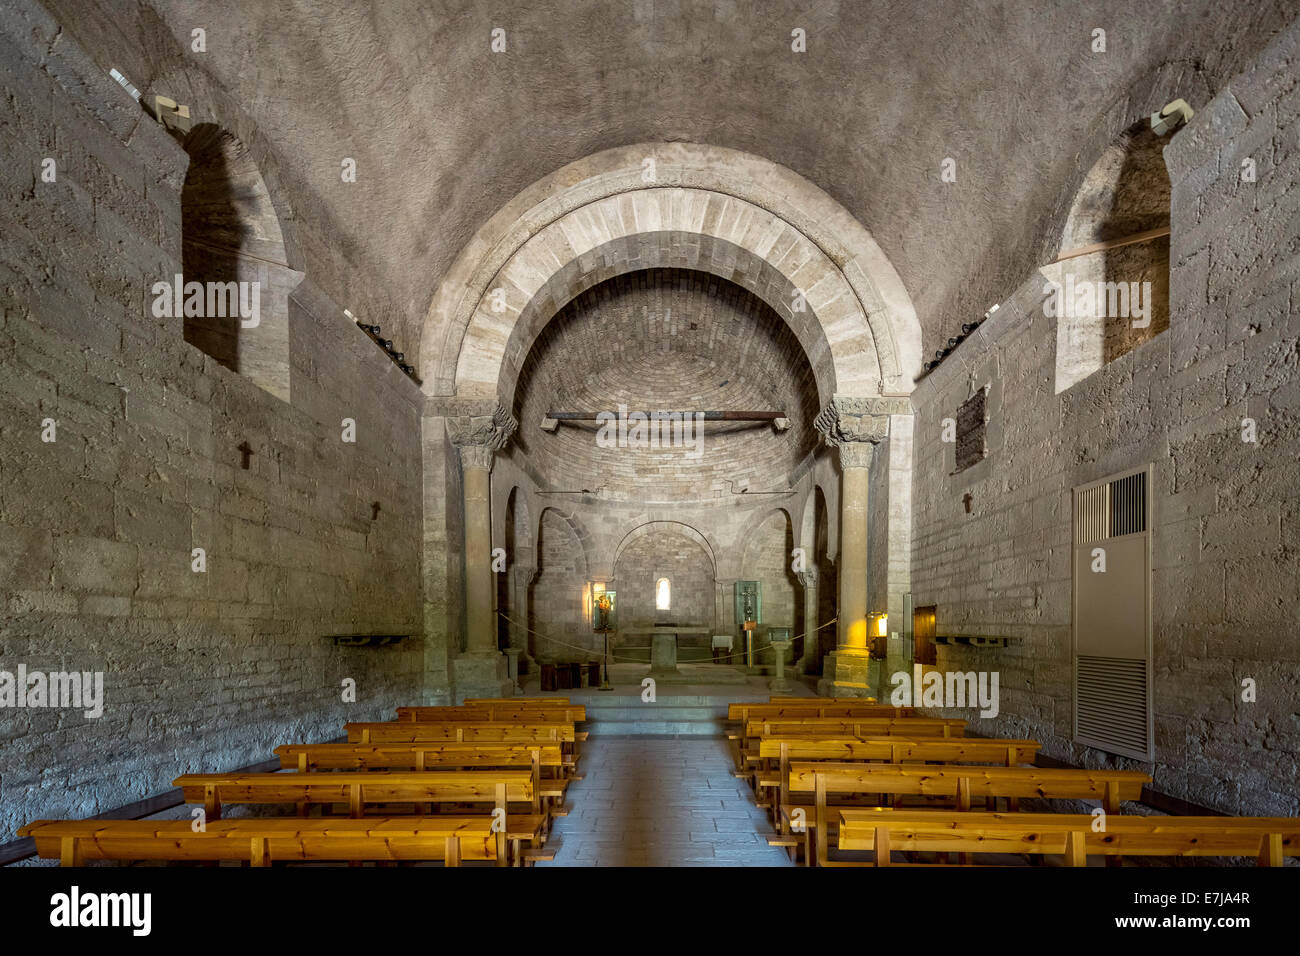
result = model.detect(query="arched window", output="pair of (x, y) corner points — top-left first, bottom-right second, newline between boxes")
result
(1048, 118), (1171, 393)
(655, 577), (671, 611)
(180, 124), (299, 401)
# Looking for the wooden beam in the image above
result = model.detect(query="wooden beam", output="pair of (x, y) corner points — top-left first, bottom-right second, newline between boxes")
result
(546, 410), (785, 421)
(1052, 226), (1171, 264)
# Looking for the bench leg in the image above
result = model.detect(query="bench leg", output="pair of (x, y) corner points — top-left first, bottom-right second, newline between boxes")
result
(250, 837), (270, 867)
(1064, 831), (1087, 867)
(444, 836), (461, 867)
(59, 836), (82, 868)
(1259, 834), (1283, 867)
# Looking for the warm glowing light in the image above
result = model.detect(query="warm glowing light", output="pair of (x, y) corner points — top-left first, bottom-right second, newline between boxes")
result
(656, 577), (671, 610)
(876, 615), (888, 637)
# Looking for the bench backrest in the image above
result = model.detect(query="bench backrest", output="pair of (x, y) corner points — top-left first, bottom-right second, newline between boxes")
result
(18, 817), (498, 866)
(788, 762), (1149, 811)
(832, 809), (1300, 867)
(174, 769), (537, 813)
(464, 697), (569, 704)
(275, 742), (565, 772)
(345, 722), (575, 744)
(396, 704), (586, 722)
(758, 736), (1040, 765)
(729, 703), (916, 721)
(746, 717), (965, 738)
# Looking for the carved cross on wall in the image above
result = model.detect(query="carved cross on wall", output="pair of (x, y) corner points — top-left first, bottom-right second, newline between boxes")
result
(371, 501), (381, 521)
(237, 441), (254, 470)
(962, 492), (973, 514)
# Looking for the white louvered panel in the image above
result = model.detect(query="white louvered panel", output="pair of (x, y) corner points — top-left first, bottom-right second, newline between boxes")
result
(1074, 482), (1109, 546)
(1075, 656), (1150, 759)
(1073, 465), (1153, 761)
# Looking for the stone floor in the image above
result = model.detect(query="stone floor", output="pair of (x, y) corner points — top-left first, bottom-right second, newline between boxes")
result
(539, 735), (794, 867)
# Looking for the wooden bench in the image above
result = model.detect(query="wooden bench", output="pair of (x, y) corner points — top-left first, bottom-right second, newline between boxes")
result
(344, 722), (577, 744)
(173, 770), (552, 866)
(17, 817), (498, 867)
(771, 761), (1149, 865)
(275, 742), (570, 774)
(767, 696), (876, 703)
(745, 717), (966, 739)
(726, 703), (916, 768)
(833, 809), (1300, 867)
(753, 736), (1041, 813)
(397, 704), (587, 722)
(464, 697), (569, 704)
(728, 703), (916, 721)
(738, 717), (967, 777)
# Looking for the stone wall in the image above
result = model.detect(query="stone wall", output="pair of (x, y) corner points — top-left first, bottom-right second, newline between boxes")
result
(0, 3), (425, 843)
(908, 21), (1300, 816)
(613, 527), (715, 630)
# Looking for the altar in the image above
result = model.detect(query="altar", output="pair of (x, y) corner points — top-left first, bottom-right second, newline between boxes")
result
(621, 626), (712, 676)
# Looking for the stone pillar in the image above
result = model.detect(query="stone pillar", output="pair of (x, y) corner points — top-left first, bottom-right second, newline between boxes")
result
(796, 568), (819, 674)
(448, 404), (517, 702)
(813, 396), (909, 697)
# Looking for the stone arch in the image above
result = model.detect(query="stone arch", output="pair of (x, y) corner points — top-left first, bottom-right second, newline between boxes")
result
(179, 122), (303, 401)
(611, 520), (719, 577)
(1040, 62), (1203, 393)
(422, 143), (922, 399)
(737, 506), (797, 562)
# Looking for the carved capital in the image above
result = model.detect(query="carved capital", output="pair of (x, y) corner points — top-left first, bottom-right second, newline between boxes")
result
(798, 568), (818, 589)
(446, 402), (517, 454)
(458, 443), (495, 470)
(837, 441), (875, 469)
(814, 394), (907, 448)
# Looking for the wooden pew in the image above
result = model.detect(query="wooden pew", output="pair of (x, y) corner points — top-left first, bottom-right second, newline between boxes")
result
(728, 703), (916, 721)
(396, 704), (587, 722)
(738, 717), (967, 780)
(464, 697), (569, 704)
(745, 717), (966, 739)
(726, 702), (916, 769)
(773, 761), (1149, 865)
(344, 722), (576, 744)
(833, 809), (1300, 867)
(275, 742), (569, 774)
(756, 736), (1038, 766)
(768, 696), (877, 703)
(173, 770), (549, 866)
(754, 736), (1041, 820)
(18, 817), (497, 867)
(272, 744), (573, 818)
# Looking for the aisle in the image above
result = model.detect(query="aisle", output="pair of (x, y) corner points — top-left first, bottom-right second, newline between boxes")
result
(540, 736), (793, 866)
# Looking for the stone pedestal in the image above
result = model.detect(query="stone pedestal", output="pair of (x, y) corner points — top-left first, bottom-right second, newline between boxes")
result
(817, 649), (874, 698)
(452, 651), (513, 703)
(768, 639), (793, 694)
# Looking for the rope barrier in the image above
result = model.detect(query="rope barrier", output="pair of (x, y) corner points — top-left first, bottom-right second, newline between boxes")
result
(496, 611), (839, 665)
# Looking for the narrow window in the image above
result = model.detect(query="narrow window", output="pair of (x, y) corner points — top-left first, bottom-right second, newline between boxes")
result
(954, 387), (988, 473)
(655, 577), (671, 611)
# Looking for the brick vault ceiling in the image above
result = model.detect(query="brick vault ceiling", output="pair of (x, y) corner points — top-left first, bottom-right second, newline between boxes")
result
(68, 1), (1300, 368)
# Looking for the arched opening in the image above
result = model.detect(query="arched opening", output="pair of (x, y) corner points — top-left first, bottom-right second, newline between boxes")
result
(180, 123), (297, 401)
(810, 484), (837, 675)
(655, 577), (671, 611)
(1049, 118), (1172, 393)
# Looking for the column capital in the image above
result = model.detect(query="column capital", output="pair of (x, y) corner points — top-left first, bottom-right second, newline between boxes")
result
(797, 567), (818, 589)
(445, 402), (517, 455)
(814, 394), (910, 448)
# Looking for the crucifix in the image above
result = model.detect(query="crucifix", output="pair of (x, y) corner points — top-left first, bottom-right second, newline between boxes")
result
(371, 501), (381, 521)
(237, 441), (254, 470)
